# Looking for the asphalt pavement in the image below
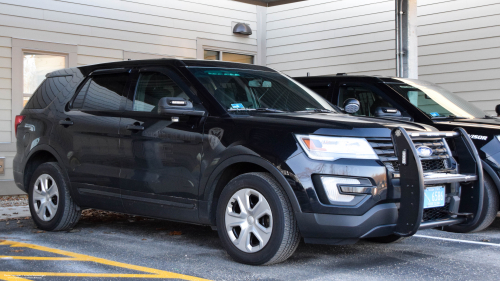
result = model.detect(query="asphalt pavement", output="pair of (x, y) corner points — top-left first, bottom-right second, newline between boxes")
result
(1, 210), (499, 281)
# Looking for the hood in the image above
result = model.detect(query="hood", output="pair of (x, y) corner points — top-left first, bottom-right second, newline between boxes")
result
(435, 117), (500, 128)
(232, 112), (435, 138)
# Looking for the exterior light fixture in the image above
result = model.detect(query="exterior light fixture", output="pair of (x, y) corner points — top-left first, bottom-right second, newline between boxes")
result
(233, 23), (252, 35)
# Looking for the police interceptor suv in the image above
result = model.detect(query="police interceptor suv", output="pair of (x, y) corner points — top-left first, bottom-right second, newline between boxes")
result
(14, 60), (483, 265)
(295, 74), (499, 233)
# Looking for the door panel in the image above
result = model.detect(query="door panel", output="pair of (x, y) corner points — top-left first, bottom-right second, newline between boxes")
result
(61, 73), (129, 211)
(119, 68), (205, 222)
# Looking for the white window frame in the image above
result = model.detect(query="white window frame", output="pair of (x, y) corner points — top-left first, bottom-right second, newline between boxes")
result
(204, 49), (255, 64)
(196, 38), (258, 65)
(11, 39), (77, 142)
(21, 50), (69, 104)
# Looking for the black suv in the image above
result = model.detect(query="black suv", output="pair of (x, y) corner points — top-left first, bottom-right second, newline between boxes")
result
(14, 60), (483, 265)
(295, 75), (500, 232)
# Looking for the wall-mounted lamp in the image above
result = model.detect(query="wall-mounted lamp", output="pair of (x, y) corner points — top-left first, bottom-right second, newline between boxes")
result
(233, 23), (252, 35)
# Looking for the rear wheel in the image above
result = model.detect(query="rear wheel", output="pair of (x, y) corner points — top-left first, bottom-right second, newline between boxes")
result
(443, 173), (499, 233)
(216, 172), (300, 265)
(28, 162), (81, 231)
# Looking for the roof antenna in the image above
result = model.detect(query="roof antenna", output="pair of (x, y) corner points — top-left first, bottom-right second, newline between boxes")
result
(307, 72), (310, 77)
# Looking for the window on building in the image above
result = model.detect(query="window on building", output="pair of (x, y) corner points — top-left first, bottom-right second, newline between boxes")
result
(204, 50), (253, 64)
(23, 53), (67, 107)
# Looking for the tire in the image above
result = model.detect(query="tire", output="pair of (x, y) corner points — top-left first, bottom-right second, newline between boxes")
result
(365, 235), (406, 243)
(443, 172), (499, 233)
(216, 172), (300, 265)
(28, 162), (81, 231)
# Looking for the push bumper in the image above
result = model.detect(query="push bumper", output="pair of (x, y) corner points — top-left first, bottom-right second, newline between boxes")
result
(297, 127), (482, 244)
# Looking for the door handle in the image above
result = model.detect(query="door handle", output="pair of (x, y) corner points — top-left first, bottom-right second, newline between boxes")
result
(126, 123), (145, 131)
(59, 118), (74, 126)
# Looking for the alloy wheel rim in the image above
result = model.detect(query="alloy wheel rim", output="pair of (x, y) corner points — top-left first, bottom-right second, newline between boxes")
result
(225, 188), (273, 253)
(32, 174), (59, 221)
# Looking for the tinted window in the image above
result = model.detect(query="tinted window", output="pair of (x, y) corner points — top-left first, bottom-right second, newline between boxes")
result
(339, 84), (394, 117)
(73, 74), (128, 111)
(72, 79), (91, 109)
(307, 85), (330, 98)
(132, 73), (189, 112)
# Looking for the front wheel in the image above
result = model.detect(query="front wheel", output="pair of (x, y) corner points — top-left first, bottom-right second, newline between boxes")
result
(28, 162), (81, 231)
(444, 173), (499, 233)
(216, 172), (300, 265)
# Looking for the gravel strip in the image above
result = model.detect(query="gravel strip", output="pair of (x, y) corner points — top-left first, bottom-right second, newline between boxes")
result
(0, 195), (28, 207)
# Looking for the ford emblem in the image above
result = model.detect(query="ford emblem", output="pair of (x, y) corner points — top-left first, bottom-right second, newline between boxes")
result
(417, 146), (433, 157)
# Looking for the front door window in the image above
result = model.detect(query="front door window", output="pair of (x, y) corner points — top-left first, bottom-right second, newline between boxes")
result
(338, 84), (394, 116)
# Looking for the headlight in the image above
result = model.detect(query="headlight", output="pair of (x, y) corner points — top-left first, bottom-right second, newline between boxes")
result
(295, 134), (378, 161)
(496, 135), (500, 142)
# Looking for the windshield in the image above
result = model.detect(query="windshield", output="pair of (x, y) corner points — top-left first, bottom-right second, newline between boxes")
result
(386, 78), (486, 119)
(187, 67), (337, 113)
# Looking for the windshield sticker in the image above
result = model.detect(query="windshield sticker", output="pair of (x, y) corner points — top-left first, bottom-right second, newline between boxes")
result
(430, 112), (440, 117)
(231, 103), (245, 109)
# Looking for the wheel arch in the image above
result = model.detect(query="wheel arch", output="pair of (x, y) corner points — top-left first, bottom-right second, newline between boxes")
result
(201, 155), (301, 226)
(22, 145), (64, 193)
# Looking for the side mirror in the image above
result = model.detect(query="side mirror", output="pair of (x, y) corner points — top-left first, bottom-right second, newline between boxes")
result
(157, 97), (205, 117)
(496, 104), (500, 117)
(343, 98), (360, 114)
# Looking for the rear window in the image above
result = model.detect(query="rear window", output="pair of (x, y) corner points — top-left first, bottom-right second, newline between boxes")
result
(72, 73), (128, 111)
(25, 76), (71, 109)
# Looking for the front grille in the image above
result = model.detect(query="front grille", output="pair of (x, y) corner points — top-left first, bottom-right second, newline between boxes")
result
(368, 138), (450, 173)
(422, 203), (451, 222)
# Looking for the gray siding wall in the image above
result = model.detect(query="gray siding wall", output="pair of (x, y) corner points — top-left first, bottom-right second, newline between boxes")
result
(418, 0), (500, 116)
(266, 0), (500, 116)
(266, 0), (396, 77)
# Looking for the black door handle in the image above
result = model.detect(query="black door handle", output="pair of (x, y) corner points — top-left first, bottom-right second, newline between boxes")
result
(126, 123), (144, 131)
(59, 118), (74, 126)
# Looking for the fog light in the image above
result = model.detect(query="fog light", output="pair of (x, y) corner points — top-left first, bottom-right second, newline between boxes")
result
(321, 177), (360, 203)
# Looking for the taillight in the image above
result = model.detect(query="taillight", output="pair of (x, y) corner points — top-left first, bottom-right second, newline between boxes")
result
(15, 115), (25, 137)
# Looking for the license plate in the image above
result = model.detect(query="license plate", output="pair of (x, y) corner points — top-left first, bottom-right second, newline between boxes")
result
(424, 186), (445, 209)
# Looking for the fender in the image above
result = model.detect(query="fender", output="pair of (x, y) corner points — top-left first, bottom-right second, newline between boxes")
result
(22, 143), (79, 203)
(200, 154), (302, 225)
(483, 160), (500, 194)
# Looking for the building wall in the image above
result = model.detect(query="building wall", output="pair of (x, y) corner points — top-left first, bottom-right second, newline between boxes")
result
(266, 0), (500, 116)
(417, 0), (500, 116)
(0, 0), (259, 195)
(266, 0), (396, 77)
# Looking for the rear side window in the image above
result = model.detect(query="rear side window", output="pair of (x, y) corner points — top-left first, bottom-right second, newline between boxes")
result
(25, 76), (70, 109)
(72, 73), (128, 111)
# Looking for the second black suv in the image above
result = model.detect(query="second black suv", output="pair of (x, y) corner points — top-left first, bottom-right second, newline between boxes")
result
(14, 60), (483, 265)
(295, 75), (500, 233)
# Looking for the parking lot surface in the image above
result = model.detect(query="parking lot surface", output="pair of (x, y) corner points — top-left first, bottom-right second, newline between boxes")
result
(1, 211), (499, 281)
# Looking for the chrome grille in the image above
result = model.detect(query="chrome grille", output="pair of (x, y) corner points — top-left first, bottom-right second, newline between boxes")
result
(368, 138), (451, 172)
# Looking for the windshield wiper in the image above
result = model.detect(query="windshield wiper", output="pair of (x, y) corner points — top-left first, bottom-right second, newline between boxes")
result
(228, 108), (285, 113)
(294, 108), (335, 113)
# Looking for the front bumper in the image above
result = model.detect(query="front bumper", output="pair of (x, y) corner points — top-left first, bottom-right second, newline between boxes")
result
(292, 128), (483, 244)
(296, 203), (397, 244)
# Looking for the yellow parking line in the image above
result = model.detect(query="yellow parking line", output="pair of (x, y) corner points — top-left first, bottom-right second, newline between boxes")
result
(0, 240), (211, 281)
(0, 256), (76, 261)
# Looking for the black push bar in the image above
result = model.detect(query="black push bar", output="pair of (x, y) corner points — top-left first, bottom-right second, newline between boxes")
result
(391, 127), (483, 237)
